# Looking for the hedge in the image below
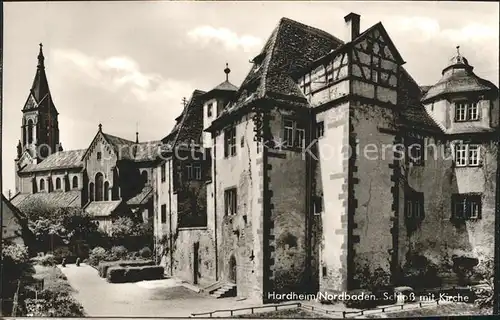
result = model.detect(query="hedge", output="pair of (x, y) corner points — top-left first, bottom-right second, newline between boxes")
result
(107, 267), (127, 283)
(98, 259), (155, 278)
(106, 265), (164, 283)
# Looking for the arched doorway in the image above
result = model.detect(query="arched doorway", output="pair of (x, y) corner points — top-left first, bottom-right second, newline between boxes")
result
(228, 255), (237, 284)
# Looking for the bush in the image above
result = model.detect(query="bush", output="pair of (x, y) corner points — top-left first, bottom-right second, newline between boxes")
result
(111, 246), (128, 260)
(139, 247), (152, 259)
(88, 247), (108, 267)
(33, 254), (56, 266)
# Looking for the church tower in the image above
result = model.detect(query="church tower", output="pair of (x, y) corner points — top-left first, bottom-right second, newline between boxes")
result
(17, 44), (61, 164)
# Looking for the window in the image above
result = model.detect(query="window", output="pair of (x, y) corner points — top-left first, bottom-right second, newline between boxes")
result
(161, 163), (166, 182)
(97, 152), (102, 160)
(284, 120), (294, 147)
(185, 163), (193, 180)
(452, 194), (481, 220)
(72, 176), (78, 189)
(313, 196), (323, 215)
(141, 171), (148, 184)
(225, 188), (237, 216)
(454, 143), (481, 167)
(194, 163), (202, 180)
(468, 103), (479, 120)
(407, 137), (424, 166)
(283, 118), (306, 149)
(104, 182), (110, 201)
(161, 204), (167, 224)
(224, 126), (237, 157)
(55, 178), (61, 190)
(207, 103), (213, 117)
(40, 179), (45, 191)
(295, 122), (305, 148)
(95, 173), (104, 201)
(316, 121), (325, 138)
(455, 102), (479, 121)
(405, 191), (424, 219)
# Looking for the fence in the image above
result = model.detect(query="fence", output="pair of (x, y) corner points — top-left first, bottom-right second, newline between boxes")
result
(190, 284), (486, 318)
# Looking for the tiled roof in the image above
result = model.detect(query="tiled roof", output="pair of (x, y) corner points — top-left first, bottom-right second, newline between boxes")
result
(20, 149), (85, 173)
(172, 90), (206, 147)
(126, 186), (153, 205)
(218, 17), (343, 118)
(84, 201), (122, 217)
(422, 59), (498, 103)
(11, 191), (81, 212)
(210, 80), (238, 92)
(100, 132), (161, 162)
(399, 68), (442, 133)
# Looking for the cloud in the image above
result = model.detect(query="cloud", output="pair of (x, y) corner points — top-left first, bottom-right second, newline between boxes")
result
(187, 26), (263, 52)
(389, 16), (498, 44)
(52, 49), (193, 103)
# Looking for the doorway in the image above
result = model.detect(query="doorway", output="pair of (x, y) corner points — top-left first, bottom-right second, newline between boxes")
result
(193, 242), (199, 284)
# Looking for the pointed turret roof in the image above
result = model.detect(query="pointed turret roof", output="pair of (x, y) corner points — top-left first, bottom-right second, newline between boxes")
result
(23, 43), (58, 114)
(422, 46), (498, 103)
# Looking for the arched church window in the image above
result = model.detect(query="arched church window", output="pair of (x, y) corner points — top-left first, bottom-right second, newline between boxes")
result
(72, 176), (78, 189)
(55, 177), (61, 190)
(104, 181), (110, 201)
(28, 120), (34, 144)
(40, 179), (45, 191)
(95, 172), (104, 201)
(89, 183), (95, 202)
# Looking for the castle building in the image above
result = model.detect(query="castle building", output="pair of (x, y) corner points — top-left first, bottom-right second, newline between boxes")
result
(12, 44), (160, 232)
(11, 13), (499, 303)
(154, 13), (499, 302)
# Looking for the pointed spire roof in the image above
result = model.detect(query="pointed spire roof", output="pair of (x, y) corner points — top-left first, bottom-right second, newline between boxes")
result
(23, 43), (57, 114)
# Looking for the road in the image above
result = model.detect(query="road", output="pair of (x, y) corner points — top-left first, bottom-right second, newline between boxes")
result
(58, 263), (260, 317)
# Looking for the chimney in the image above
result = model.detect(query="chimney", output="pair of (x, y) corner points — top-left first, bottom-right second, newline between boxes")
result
(344, 12), (360, 42)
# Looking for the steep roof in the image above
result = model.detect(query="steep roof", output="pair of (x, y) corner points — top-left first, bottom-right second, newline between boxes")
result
(212, 80), (238, 92)
(20, 149), (85, 173)
(23, 44), (58, 115)
(162, 90), (206, 148)
(217, 17), (344, 119)
(11, 190), (81, 212)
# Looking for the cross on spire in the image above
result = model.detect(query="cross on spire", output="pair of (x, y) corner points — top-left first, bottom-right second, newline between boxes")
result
(456, 45), (460, 56)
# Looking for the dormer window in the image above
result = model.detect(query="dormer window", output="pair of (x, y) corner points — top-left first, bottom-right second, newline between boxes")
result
(455, 102), (479, 122)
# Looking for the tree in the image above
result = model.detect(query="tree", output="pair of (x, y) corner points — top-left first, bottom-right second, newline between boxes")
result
(22, 200), (99, 253)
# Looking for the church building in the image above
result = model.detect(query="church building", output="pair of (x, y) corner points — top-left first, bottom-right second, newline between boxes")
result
(11, 44), (160, 232)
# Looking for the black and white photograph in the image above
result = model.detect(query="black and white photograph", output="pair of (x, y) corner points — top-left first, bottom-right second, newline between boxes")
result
(1, 1), (499, 318)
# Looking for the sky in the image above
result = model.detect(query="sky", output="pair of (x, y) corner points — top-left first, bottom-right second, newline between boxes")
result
(2, 1), (499, 196)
